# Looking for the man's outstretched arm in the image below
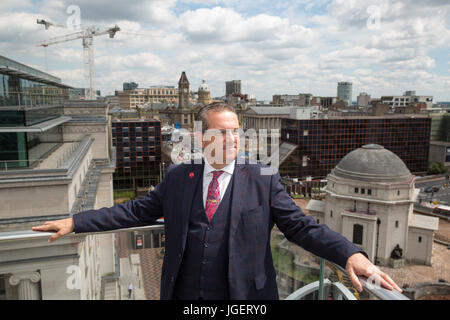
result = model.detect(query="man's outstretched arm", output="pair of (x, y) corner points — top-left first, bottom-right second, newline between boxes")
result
(32, 166), (171, 243)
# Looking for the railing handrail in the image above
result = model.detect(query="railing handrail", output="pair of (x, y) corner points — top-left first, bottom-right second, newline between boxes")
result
(1, 221), (164, 242)
(326, 258), (410, 300)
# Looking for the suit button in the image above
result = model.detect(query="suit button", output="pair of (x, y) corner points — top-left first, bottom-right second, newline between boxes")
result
(204, 243), (208, 248)
(170, 276), (174, 282)
(178, 253), (182, 259)
(202, 260), (206, 265)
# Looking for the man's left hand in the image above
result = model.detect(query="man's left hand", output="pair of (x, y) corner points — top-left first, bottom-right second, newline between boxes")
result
(345, 252), (402, 293)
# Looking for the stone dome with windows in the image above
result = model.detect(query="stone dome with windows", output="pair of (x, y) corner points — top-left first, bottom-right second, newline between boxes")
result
(332, 144), (412, 183)
(306, 144), (439, 267)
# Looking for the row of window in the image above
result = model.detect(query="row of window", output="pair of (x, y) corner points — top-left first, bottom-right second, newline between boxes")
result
(355, 187), (372, 195)
(120, 156), (157, 162)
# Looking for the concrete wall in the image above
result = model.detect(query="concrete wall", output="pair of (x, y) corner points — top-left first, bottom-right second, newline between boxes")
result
(403, 282), (450, 300)
(407, 227), (434, 265)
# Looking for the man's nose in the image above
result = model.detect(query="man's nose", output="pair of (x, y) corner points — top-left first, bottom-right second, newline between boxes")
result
(224, 130), (237, 143)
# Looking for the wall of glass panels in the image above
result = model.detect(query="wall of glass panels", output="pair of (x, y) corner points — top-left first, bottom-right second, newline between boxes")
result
(0, 126), (62, 169)
(0, 106), (63, 127)
(0, 73), (69, 107)
(280, 117), (431, 178)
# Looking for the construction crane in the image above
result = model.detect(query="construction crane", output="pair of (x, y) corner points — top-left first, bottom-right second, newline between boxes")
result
(37, 19), (120, 100)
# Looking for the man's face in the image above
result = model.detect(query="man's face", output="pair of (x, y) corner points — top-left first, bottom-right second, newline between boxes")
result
(201, 110), (240, 166)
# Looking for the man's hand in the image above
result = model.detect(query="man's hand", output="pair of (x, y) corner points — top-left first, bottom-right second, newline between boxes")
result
(32, 218), (74, 243)
(346, 252), (402, 293)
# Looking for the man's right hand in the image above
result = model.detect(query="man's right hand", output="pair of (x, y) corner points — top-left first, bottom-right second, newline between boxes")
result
(32, 218), (74, 243)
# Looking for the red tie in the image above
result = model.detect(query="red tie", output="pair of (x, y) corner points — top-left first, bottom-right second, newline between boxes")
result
(205, 170), (224, 222)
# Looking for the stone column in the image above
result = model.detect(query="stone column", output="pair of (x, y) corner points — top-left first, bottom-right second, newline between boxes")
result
(9, 271), (41, 300)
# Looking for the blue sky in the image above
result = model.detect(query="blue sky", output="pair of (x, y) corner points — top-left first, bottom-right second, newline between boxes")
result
(0, 0), (449, 101)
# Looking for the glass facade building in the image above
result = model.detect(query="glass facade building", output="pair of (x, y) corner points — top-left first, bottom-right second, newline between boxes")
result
(0, 55), (70, 107)
(0, 55), (71, 169)
(337, 82), (352, 106)
(280, 116), (431, 179)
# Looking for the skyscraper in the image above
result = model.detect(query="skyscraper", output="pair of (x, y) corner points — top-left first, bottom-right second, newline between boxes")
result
(337, 82), (353, 106)
(226, 80), (241, 97)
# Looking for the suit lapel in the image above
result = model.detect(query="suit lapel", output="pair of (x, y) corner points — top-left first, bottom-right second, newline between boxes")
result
(180, 161), (204, 252)
(229, 162), (249, 250)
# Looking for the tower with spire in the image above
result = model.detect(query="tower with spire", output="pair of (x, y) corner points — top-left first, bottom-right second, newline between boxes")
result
(178, 71), (190, 109)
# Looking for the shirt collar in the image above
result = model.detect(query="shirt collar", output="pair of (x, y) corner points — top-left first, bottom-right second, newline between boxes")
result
(203, 157), (236, 176)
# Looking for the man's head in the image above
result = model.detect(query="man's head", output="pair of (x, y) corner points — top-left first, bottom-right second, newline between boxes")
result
(195, 102), (240, 168)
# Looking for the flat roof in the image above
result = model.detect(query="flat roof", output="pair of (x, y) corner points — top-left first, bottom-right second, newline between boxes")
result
(409, 213), (439, 231)
(0, 62), (72, 89)
(0, 115), (71, 132)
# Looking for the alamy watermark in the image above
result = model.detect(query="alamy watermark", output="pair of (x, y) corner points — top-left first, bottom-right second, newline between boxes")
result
(66, 4), (81, 30)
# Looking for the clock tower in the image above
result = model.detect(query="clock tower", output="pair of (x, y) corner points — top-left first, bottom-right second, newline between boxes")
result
(178, 71), (190, 109)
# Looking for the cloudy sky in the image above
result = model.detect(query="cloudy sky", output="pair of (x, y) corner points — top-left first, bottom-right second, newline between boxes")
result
(1, 0), (449, 101)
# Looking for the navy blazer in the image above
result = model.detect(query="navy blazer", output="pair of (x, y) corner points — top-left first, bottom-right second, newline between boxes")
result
(73, 161), (364, 299)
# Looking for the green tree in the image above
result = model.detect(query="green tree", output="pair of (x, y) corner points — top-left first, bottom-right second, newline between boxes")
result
(427, 162), (449, 175)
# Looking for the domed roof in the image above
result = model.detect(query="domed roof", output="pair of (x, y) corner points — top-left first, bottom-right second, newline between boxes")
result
(331, 144), (412, 182)
(198, 80), (210, 92)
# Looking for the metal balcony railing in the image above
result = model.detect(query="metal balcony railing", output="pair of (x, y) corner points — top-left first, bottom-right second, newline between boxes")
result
(272, 228), (409, 300)
(24, 223), (409, 300)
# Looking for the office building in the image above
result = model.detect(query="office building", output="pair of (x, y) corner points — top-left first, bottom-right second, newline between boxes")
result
(117, 86), (178, 109)
(123, 82), (138, 91)
(357, 92), (371, 107)
(337, 82), (353, 106)
(112, 119), (162, 190)
(279, 115), (431, 179)
(0, 55), (70, 106)
(226, 80), (241, 97)
(381, 91), (433, 110)
(0, 55), (117, 300)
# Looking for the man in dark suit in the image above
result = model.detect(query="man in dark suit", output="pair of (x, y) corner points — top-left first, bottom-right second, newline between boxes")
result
(33, 102), (401, 299)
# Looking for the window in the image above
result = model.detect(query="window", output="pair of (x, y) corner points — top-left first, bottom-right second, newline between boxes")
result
(397, 190), (400, 196)
(368, 189), (372, 195)
(361, 188), (365, 194)
(330, 210), (333, 218)
(353, 224), (363, 245)
(395, 221), (399, 228)
(317, 219), (320, 224)
(355, 187), (359, 193)
(418, 236), (422, 243)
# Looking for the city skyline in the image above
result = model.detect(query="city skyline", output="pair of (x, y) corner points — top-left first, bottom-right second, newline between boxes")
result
(0, 0), (449, 101)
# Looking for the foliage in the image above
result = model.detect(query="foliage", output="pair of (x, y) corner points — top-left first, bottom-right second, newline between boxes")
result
(427, 162), (448, 175)
(113, 190), (136, 200)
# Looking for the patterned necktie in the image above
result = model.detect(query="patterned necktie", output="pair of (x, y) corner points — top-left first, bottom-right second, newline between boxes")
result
(205, 170), (224, 222)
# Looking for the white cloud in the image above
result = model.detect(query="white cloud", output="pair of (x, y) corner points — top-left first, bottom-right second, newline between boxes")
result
(0, 0), (449, 100)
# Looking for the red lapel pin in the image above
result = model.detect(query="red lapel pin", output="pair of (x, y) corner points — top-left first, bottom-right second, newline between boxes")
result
(189, 172), (194, 179)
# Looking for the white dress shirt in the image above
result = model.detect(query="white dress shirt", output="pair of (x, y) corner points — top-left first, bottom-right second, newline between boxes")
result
(202, 158), (236, 209)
